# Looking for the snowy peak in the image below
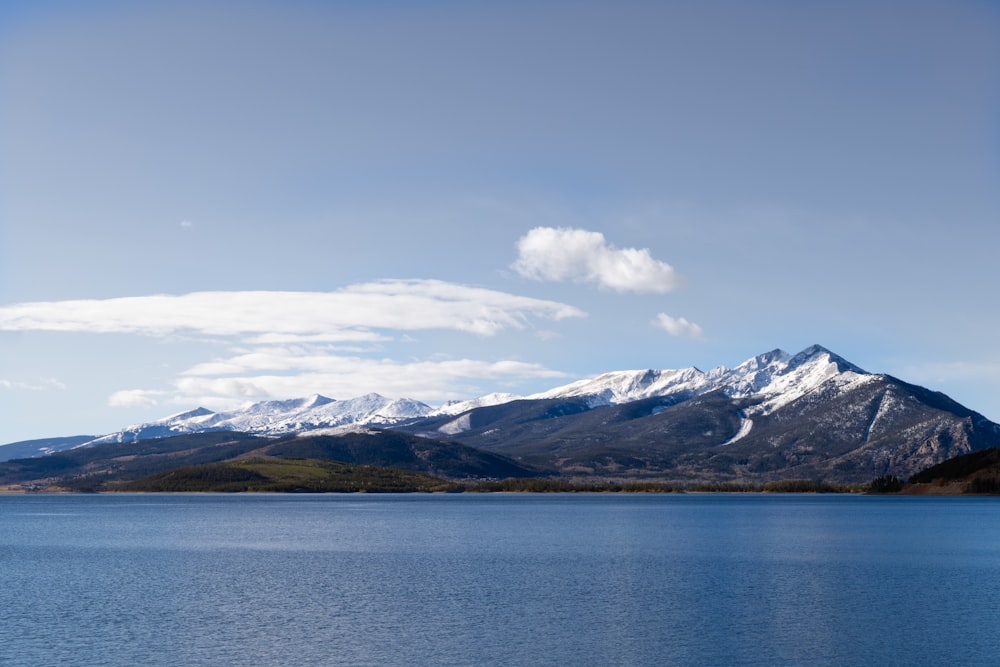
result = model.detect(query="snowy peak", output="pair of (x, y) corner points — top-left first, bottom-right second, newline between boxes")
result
(716, 348), (792, 397)
(234, 393), (335, 416)
(76, 344), (871, 449)
(165, 407), (216, 421)
(750, 345), (871, 414)
(770, 345), (869, 393)
(201, 392), (432, 433)
(377, 397), (437, 420)
(302, 393), (335, 408)
(529, 367), (709, 407)
(786, 344), (866, 375)
(520, 345), (869, 415)
(430, 393), (524, 417)
(81, 407), (221, 446)
(83, 392), (433, 446)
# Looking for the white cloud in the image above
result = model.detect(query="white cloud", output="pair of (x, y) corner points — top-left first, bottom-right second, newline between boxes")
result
(511, 227), (684, 293)
(652, 313), (705, 340)
(245, 332), (391, 345)
(0, 280), (589, 413)
(108, 389), (162, 408)
(179, 220), (194, 229)
(0, 279), (586, 340)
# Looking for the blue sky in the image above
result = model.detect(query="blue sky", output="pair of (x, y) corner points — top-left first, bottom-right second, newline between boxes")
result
(1, 0), (999, 442)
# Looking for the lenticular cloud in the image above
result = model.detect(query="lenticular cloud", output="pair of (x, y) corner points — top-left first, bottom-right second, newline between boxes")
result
(511, 227), (684, 293)
(0, 279), (586, 341)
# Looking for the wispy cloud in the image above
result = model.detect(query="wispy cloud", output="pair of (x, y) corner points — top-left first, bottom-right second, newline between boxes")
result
(511, 227), (684, 293)
(652, 313), (705, 340)
(0, 378), (67, 391)
(0, 280), (587, 410)
(0, 279), (586, 340)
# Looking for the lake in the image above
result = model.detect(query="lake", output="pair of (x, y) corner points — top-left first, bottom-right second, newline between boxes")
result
(2, 493), (999, 666)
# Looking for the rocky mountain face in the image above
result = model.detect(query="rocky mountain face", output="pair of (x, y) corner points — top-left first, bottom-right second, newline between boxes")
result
(403, 346), (1000, 484)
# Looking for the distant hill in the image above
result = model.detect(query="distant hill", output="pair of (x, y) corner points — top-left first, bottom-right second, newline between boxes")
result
(264, 430), (539, 480)
(903, 447), (1000, 494)
(120, 458), (457, 493)
(0, 435), (96, 462)
(0, 429), (538, 493)
(0, 432), (267, 492)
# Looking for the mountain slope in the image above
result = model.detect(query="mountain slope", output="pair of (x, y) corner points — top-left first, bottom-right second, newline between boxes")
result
(80, 393), (433, 447)
(905, 447), (1000, 494)
(120, 458), (457, 493)
(0, 428), (537, 492)
(0, 435), (97, 463)
(261, 430), (539, 480)
(401, 346), (1000, 484)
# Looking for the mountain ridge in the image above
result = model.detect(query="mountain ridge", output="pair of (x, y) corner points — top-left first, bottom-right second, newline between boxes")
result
(75, 392), (435, 450)
(0, 344), (971, 451)
(3, 344), (998, 486)
(398, 345), (1000, 484)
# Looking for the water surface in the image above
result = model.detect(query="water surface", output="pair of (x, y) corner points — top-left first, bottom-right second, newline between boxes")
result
(2, 493), (998, 666)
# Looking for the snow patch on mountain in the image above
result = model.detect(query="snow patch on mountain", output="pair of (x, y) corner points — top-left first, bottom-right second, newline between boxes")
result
(528, 367), (709, 407)
(295, 425), (381, 438)
(430, 393), (523, 416)
(214, 393), (433, 433)
(861, 385), (908, 443)
(722, 417), (754, 446)
(713, 349), (792, 397)
(438, 413), (473, 436)
(82, 392), (433, 446)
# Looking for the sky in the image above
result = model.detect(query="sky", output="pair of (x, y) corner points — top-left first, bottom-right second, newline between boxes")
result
(1, 0), (999, 443)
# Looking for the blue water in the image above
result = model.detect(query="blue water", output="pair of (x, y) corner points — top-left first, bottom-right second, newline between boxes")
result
(2, 493), (999, 666)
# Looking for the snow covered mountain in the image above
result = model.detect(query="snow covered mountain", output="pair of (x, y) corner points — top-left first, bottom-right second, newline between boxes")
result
(525, 344), (867, 412)
(6, 344), (999, 486)
(58, 346), (860, 452)
(426, 344), (869, 436)
(81, 393), (433, 447)
(402, 344), (1000, 484)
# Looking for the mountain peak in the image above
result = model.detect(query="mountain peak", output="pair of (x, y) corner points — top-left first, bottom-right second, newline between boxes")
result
(528, 366), (709, 407)
(757, 348), (791, 364)
(788, 344), (867, 374)
(303, 393), (335, 408)
(165, 407), (215, 421)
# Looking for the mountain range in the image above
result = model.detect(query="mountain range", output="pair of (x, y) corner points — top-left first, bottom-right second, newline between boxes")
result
(3, 344), (999, 485)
